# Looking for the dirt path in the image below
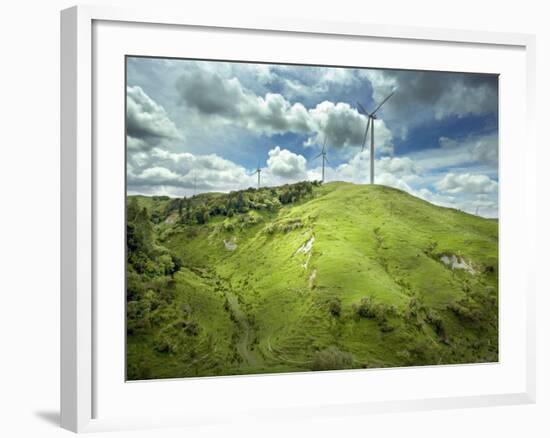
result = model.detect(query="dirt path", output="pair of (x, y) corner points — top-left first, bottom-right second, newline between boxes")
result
(199, 268), (262, 368)
(225, 293), (261, 367)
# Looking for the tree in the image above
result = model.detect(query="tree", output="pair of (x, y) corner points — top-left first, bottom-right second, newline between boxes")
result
(236, 192), (246, 212)
(195, 207), (209, 224)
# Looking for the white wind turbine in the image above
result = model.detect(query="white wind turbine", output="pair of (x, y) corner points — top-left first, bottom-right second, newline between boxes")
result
(314, 137), (330, 183)
(357, 89), (395, 184)
(249, 159), (262, 189)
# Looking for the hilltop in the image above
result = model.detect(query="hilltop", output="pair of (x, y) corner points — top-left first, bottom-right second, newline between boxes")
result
(126, 181), (498, 379)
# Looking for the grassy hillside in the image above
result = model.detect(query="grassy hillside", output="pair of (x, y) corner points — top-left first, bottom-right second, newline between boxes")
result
(126, 181), (498, 380)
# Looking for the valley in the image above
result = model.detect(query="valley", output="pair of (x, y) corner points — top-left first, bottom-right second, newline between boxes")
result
(126, 181), (498, 380)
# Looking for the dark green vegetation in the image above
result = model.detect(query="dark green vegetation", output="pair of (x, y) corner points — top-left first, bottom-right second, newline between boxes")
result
(126, 181), (498, 380)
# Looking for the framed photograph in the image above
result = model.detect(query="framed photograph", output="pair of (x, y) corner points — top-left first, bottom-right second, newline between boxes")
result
(61, 5), (536, 433)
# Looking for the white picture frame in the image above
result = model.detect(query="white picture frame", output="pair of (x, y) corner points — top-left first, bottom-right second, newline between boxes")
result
(60, 4), (537, 433)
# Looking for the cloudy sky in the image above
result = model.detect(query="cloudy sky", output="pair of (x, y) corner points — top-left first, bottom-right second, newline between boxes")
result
(126, 57), (499, 217)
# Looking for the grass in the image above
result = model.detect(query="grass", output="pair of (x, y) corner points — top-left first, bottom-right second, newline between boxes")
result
(127, 181), (498, 379)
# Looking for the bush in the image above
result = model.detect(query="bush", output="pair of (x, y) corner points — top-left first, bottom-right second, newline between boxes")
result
(404, 296), (425, 321)
(328, 298), (342, 317)
(354, 297), (377, 319)
(312, 346), (354, 371)
(223, 219), (235, 232)
(153, 333), (178, 354)
(170, 254), (183, 274)
(239, 212), (261, 227)
(447, 301), (482, 323)
(426, 310), (446, 337)
(127, 299), (152, 334)
(184, 321), (200, 337)
(127, 359), (153, 380)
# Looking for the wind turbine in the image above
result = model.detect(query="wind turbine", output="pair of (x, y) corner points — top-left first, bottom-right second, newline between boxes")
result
(357, 89), (395, 184)
(249, 160), (262, 189)
(314, 137), (330, 183)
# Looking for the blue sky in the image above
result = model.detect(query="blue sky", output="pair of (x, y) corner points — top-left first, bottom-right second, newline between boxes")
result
(126, 57), (499, 217)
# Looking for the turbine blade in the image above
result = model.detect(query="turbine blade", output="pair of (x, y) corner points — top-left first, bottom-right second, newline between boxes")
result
(325, 156), (331, 165)
(323, 136), (328, 153)
(371, 91), (395, 116)
(356, 101), (370, 115)
(313, 153), (323, 159)
(361, 117), (371, 151)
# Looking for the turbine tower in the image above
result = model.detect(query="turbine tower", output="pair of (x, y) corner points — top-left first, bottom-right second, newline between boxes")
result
(357, 90), (395, 184)
(314, 137), (330, 183)
(250, 160), (262, 189)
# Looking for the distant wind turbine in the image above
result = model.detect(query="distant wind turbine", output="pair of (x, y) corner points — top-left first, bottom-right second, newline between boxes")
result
(357, 89), (396, 184)
(249, 159), (262, 189)
(314, 137), (330, 183)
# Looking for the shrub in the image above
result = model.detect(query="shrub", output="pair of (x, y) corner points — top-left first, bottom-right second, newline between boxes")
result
(447, 301), (482, 323)
(355, 297), (376, 319)
(127, 299), (152, 334)
(127, 359), (153, 380)
(426, 310), (446, 338)
(157, 254), (175, 276)
(239, 212), (260, 227)
(184, 321), (200, 337)
(404, 296), (425, 321)
(312, 346), (354, 371)
(328, 298), (342, 317)
(223, 219), (235, 232)
(153, 333), (178, 354)
(170, 254), (183, 274)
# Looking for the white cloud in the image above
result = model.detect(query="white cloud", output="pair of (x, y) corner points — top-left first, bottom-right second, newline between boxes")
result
(361, 69), (498, 138)
(126, 136), (150, 152)
(305, 101), (394, 153)
(128, 147), (253, 196)
(175, 67), (393, 152)
(438, 134), (498, 166)
(360, 70), (399, 105)
(126, 86), (182, 151)
(126, 59), (498, 217)
(435, 80), (497, 120)
(375, 172), (414, 193)
(128, 146), (310, 196)
(377, 156), (419, 179)
(313, 149), (497, 217)
(333, 149), (370, 183)
(406, 133), (498, 173)
(324, 152), (418, 188)
(266, 146), (307, 179)
(470, 135), (498, 165)
(435, 173), (498, 195)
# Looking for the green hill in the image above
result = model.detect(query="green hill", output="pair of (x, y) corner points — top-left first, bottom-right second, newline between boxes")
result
(126, 181), (498, 380)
